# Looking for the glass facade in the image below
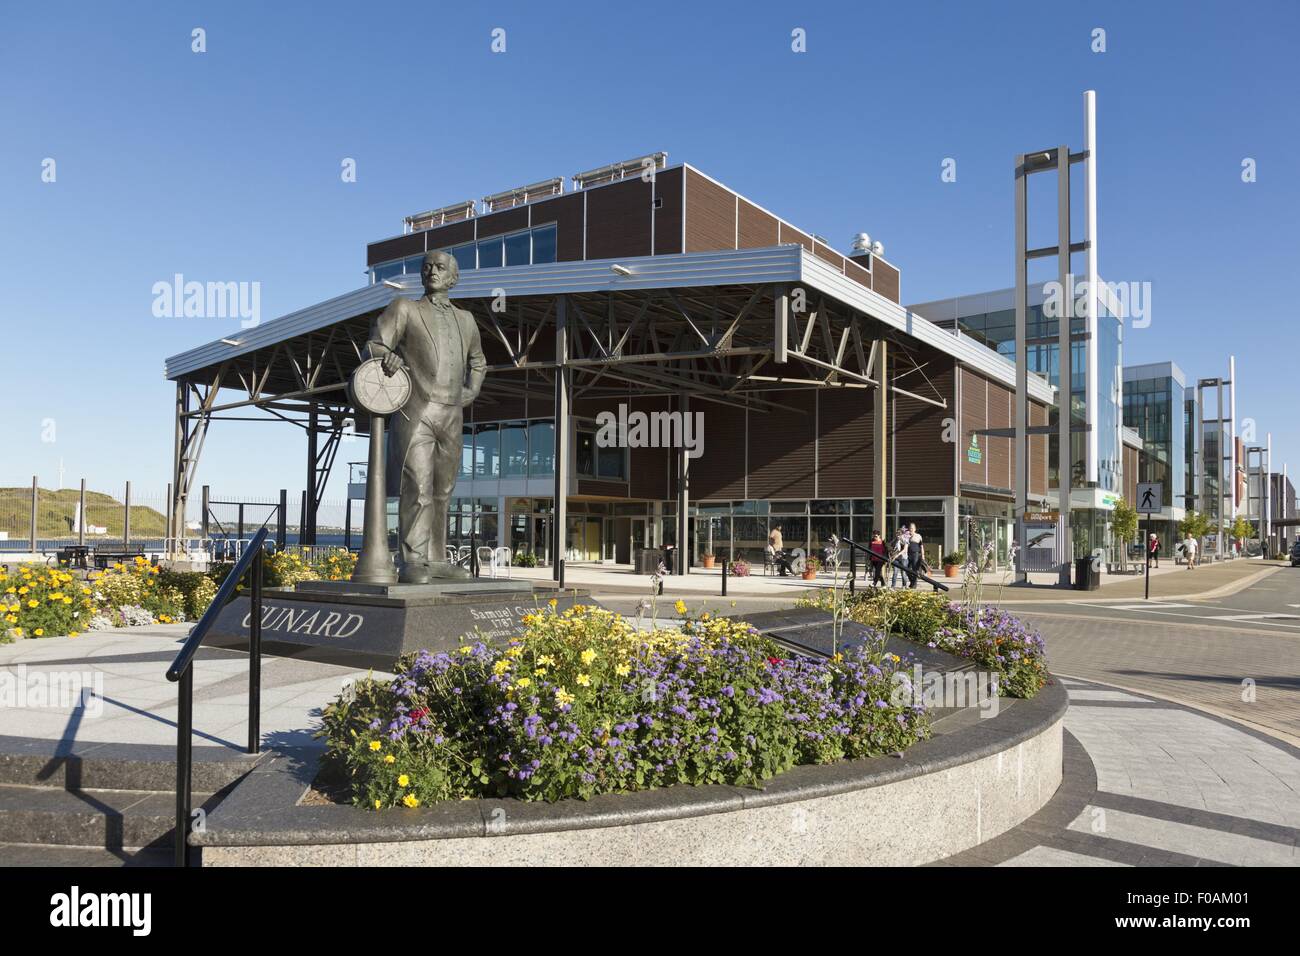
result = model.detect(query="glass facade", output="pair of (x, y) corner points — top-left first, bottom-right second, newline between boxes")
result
(1123, 369), (1186, 508)
(370, 223), (559, 283)
(460, 417), (554, 480)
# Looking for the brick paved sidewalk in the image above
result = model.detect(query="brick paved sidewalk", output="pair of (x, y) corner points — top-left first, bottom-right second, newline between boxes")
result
(994, 559), (1280, 603)
(938, 677), (1300, 867)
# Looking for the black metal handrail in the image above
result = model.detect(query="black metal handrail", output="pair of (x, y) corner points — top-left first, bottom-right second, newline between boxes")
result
(839, 535), (949, 594)
(165, 525), (268, 867)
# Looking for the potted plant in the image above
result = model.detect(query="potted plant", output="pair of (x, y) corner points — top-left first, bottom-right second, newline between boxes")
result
(701, 552), (716, 569)
(800, 555), (819, 581)
(942, 551), (965, 578)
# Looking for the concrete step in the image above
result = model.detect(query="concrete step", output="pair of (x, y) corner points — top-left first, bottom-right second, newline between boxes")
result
(0, 783), (218, 850)
(0, 842), (173, 867)
(0, 737), (265, 792)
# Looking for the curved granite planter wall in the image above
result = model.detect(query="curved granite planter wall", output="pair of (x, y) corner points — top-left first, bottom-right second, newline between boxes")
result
(196, 680), (1067, 866)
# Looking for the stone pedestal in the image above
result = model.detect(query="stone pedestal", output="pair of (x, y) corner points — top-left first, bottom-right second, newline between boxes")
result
(207, 579), (591, 670)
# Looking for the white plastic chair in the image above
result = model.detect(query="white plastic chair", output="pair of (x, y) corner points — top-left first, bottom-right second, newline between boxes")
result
(476, 546), (495, 576)
(493, 546), (512, 579)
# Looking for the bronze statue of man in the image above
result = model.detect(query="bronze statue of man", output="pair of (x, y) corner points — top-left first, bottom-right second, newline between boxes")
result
(367, 250), (486, 583)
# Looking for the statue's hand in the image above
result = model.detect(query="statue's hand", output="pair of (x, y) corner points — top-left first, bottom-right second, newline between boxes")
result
(380, 352), (402, 376)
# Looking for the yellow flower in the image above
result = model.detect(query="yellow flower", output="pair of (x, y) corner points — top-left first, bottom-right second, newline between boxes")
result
(548, 598), (558, 608)
(62, 597), (72, 605)
(537, 655), (556, 667)
(555, 687), (575, 706)
(34, 628), (44, 637)
(27, 600), (38, 609)
(457, 645), (472, 655)
(18, 586), (29, 595)
(4, 587), (13, 594)
(397, 774), (410, 787)
(383, 754), (396, 764)
(533, 668), (548, 677)
(515, 677), (532, 689)
(674, 599), (687, 615)
(369, 740), (383, 752)
(402, 793), (420, 808)
(615, 663), (630, 677)
(505, 644), (524, 658)
(492, 660), (511, 676)
(580, 648), (597, 665)
(374, 799), (382, 809)
(576, 673), (591, 687)
(69, 632), (79, 638)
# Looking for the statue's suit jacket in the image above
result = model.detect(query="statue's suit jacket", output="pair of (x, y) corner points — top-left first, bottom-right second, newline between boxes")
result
(366, 294), (486, 409)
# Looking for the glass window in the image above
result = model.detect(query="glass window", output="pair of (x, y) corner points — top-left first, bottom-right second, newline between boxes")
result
(373, 261), (403, 283)
(477, 237), (503, 269)
(403, 254), (425, 275)
(460, 425), (474, 479)
(474, 423), (500, 478)
(576, 431), (595, 476)
(597, 444), (626, 480)
(504, 231), (531, 267)
(450, 243), (476, 272)
(528, 421), (554, 477)
(501, 421), (528, 478)
(532, 224), (557, 263)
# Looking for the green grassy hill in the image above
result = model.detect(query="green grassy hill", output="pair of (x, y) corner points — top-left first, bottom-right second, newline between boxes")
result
(0, 487), (168, 540)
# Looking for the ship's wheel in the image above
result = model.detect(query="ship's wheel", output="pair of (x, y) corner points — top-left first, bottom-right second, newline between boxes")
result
(349, 357), (412, 416)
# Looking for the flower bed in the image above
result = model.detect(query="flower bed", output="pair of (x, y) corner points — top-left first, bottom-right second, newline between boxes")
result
(2, 566), (93, 641)
(318, 604), (929, 808)
(797, 590), (1048, 699)
(1, 557), (219, 641)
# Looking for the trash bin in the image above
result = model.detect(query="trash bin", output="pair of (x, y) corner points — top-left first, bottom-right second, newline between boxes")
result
(633, 548), (664, 574)
(1074, 555), (1100, 590)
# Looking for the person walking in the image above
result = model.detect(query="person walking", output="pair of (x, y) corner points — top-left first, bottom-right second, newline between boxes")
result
(1148, 533), (1160, 569)
(906, 522), (924, 589)
(868, 531), (886, 588)
(1183, 533), (1198, 570)
(888, 528), (908, 587)
(768, 526), (788, 576)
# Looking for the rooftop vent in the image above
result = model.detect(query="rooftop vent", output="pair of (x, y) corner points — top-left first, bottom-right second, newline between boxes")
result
(404, 200), (477, 234)
(572, 152), (668, 190)
(482, 177), (565, 213)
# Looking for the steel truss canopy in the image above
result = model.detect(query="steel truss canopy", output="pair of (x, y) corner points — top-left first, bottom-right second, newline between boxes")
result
(165, 244), (1055, 419)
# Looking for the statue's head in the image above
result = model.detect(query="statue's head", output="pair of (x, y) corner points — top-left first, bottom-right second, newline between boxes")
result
(421, 250), (459, 294)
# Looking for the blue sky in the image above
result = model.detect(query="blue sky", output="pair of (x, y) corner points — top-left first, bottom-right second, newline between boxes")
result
(2, 0), (1296, 508)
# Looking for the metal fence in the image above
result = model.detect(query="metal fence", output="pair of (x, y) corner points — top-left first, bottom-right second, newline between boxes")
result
(0, 477), (359, 556)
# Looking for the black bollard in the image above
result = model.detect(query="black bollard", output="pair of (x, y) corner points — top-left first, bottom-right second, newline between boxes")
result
(558, 558), (565, 590)
(722, 556), (728, 597)
(849, 547), (856, 595)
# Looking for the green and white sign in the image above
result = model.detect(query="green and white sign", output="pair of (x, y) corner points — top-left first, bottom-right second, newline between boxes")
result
(966, 434), (982, 465)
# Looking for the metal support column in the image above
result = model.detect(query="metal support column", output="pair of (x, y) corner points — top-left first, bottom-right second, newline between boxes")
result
(872, 341), (889, 540)
(1014, 153), (1029, 583)
(676, 392), (690, 575)
(29, 475), (37, 553)
(124, 480), (132, 546)
(1056, 143), (1073, 586)
(305, 410), (318, 547)
(553, 296), (569, 582)
(78, 478), (86, 547)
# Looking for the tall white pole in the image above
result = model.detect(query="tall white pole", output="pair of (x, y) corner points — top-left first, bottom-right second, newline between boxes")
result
(1083, 90), (1100, 485)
